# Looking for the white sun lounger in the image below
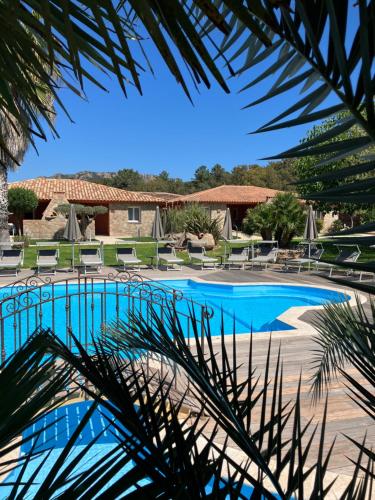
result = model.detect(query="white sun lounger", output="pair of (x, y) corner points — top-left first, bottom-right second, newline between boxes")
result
(284, 244), (324, 273)
(249, 243), (278, 270)
(188, 244), (218, 270)
(314, 245), (361, 277)
(0, 248), (23, 276)
(156, 247), (184, 270)
(116, 247), (141, 270)
(224, 247), (249, 270)
(79, 247), (103, 274)
(37, 246), (59, 275)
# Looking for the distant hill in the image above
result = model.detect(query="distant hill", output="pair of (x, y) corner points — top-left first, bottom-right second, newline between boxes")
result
(51, 171), (117, 181)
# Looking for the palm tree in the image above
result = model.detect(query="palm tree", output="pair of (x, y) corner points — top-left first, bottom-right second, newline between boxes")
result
(0, 112), (28, 241)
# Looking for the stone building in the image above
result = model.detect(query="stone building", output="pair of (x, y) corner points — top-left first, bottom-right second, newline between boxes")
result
(9, 178), (164, 239)
(171, 185), (336, 234)
(170, 185), (282, 229)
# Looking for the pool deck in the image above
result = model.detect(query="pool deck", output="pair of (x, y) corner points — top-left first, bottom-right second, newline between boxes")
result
(0, 265), (373, 489)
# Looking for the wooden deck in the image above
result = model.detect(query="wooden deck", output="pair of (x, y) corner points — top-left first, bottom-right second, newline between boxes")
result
(197, 269), (374, 480)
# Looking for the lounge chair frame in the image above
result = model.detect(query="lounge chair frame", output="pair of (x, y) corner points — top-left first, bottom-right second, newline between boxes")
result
(0, 247), (24, 277)
(314, 244), (361, 277)
(224, 246), (249, 270)
(188, 244), (218, 270)
(79, 243), (103, 275)
(284, 242), (324, 273)
(116, 244), (141, 271)
(249, 241), (279, 270)
(156, 246), (184, 271)
(36, 242), (59, 275)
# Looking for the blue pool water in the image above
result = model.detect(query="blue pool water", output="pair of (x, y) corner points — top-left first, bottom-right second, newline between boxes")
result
(2, 401), (260, 498)
(160, 280), (349, 334)
(0, 280), (349, 356)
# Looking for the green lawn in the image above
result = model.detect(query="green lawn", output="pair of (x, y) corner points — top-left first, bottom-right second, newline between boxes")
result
(20, 239), (373, 270)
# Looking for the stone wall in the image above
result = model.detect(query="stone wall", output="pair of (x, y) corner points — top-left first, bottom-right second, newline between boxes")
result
(109, 204), (156, 237)
(207, 203), (227, 229)
(23, 217), (95, 240)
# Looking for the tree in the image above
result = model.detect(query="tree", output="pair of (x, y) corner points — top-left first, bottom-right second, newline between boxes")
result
(272, 193), (305, 248)
(242, 203), (274, 240)
(112, 169), (144, 190)
(243, 193), (305, 247)
(210, 164), (229, 186)
(56, 204), (108, 239)
(8, 188), (38, 235)
(293, 114), (374, 225)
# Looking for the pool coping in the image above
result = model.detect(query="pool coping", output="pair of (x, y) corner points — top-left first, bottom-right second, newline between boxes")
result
(154, 277), (368, 340)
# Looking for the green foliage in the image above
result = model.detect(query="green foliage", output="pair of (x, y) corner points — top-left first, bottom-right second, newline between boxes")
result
(293, 114), (374, 215)
(56, 203), (108, 238)
(243, 193), (305, 247)
(8, 188), (38, 234)
(164, 207), (185, 233)
(85, 160), (297, 195)
(165, 204), (221, 243)
(242, 203), (274, 240)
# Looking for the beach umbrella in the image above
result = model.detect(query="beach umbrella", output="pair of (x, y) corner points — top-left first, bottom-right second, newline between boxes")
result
(152, 206), (164, 241)
(303, 205), (318, 258)
(222, 208), (233, 240)
(63, 204), (82, 270)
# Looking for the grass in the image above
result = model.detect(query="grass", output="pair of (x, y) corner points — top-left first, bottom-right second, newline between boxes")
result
(19, 239), (374, 269)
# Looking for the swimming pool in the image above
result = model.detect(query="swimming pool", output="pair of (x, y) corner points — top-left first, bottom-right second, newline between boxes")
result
(2, 401), (259, 498)
(0, 279), (349, 356)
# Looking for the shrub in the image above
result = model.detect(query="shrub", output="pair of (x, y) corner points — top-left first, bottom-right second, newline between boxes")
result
(164, 208), (185, 234)
(165, 204), (221, 243)
(8, 188), (38, 235)
(327, 219), (347, 234)
(183, 204), (221, 243)
(242, 193), (305, 247)
(243, 203), (274, 240)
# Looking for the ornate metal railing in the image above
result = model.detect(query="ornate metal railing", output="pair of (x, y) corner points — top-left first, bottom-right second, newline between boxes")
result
(0, 272), (213, 374)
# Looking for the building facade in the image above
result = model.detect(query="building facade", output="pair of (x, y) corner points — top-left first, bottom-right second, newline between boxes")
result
(10, 178), (164, 239)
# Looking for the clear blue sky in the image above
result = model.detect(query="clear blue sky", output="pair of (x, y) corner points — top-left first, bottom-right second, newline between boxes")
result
(10, 43), (325, 182)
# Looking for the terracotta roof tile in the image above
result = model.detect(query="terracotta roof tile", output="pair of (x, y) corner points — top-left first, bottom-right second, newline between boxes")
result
(171, 185), (282, 205)
(10, 178), (163, 204)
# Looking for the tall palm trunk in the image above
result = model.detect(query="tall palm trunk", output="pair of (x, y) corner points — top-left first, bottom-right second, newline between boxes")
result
(0, 164), (9, 242)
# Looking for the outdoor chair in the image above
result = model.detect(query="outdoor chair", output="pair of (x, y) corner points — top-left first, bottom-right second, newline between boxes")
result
(314, 245), (361, 277)
(156, 246), (184, 271)
(284, 244), (324, 273)
(0, 248), (23, 276)
(249, 244), (278, 270)
(79, 247), (103, 274)
(37, 246), (59, 275)
(188, 244), (218, 270)
(224, 247), (249, 270)
(116, 247), (141, 271)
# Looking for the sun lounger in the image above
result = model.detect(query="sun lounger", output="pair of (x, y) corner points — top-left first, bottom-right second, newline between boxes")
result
(0, 248), (23, 276)
(284, 244), (324, 273)
(314, 245), (361, 277)
(79, 247), (103, 274)
(116, 247), (141, 270)
(224, 247), (249, 270)
(156, 246), (184, 270)
(188, 244), (218, 270)
(37, 247), (59, 275)
(249, 243), (278, 270)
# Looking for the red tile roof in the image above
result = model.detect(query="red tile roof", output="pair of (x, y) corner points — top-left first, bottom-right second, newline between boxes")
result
(10, 178), (163, 204)
(172, 185), (282, 205)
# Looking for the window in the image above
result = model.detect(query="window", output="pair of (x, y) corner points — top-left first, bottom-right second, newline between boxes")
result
(128, 207), (141, 223)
